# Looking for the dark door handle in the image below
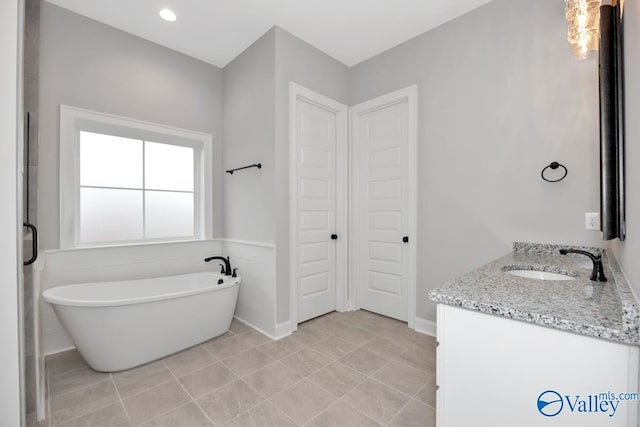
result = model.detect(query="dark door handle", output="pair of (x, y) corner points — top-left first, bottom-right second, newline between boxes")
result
(23, 222), (38, 266)
(331, 234), (338, 240)
(402, 236), (409, 243)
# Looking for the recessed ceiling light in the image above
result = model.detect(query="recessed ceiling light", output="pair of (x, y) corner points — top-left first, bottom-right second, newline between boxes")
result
(159, 8), (177, 22)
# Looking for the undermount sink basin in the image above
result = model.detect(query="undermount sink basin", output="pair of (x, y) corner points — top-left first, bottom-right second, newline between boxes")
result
(504, 270), (575, 281)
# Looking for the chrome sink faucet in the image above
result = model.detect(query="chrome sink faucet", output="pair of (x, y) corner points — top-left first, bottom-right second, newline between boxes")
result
(558, 249), (607, 282)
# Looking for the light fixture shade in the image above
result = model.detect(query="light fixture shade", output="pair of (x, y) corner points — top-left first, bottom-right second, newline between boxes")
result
(565, 0), (601, 59)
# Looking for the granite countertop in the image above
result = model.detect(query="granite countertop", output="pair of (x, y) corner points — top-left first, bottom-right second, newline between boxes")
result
(428, 242), (640, 345)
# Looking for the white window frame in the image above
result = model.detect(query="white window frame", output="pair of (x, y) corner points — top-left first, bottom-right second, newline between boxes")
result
(59, 105), (213, 249)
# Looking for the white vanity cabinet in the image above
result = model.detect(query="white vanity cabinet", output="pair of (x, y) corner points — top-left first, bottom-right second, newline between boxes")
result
(436, 304), (640, 427)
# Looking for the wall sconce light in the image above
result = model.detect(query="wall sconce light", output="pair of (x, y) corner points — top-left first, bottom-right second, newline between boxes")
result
(564, 0), (601, 59)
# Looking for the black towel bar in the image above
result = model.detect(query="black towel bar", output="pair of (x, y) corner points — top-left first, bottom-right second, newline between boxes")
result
(226, 163), (262, 175)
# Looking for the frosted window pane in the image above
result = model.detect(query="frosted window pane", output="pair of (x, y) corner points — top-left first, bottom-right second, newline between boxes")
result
(80, 131), (143, 188)
(80, 188), (143, 243)
(145, 191), (194, 238)
(145, 142), (194, 191)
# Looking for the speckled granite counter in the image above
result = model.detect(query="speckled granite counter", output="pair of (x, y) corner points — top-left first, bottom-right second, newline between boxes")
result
(428, 242), (640, 345)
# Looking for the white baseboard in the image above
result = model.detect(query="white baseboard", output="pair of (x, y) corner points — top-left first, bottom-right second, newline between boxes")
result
(274, 321), (292, 340)
(43, 345), (76, 358)
(233, 316), (291, 341)
(414, 316), (437, 337)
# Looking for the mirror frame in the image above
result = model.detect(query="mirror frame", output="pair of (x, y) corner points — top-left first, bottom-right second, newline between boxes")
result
(599, 1), (626, 241)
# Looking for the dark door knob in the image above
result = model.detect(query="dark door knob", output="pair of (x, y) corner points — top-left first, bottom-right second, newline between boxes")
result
(331, 234), (338, 240)
(402, 236), (409, 243)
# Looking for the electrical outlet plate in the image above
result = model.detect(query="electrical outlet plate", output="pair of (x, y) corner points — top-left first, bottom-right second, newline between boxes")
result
(585, 212), (600, 230)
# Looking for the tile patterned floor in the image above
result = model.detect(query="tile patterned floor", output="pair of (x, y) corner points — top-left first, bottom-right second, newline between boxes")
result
(41, 310), (436, 426)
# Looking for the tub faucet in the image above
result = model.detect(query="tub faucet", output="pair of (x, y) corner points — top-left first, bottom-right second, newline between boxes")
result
(205, 256), (231, 276)
(558, 249), (607, 282)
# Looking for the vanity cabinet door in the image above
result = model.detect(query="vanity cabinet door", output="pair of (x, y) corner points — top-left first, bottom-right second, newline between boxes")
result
(436, 304), (639, 427)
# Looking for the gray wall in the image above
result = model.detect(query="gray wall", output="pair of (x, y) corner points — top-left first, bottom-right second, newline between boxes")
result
(273, 27), (350, 324)
(612, 0), (640, 298)
(221, 26), (350, 324)
(350, 0), (603, 322)
(222, 28), (276, 244)
(38, 2), (224, 250)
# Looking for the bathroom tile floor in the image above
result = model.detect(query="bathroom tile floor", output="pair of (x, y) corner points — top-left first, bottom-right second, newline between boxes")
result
(43, 310), (436, 427)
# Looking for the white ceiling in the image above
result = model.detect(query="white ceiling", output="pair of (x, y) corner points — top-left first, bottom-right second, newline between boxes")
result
(44, 0), (495, 68)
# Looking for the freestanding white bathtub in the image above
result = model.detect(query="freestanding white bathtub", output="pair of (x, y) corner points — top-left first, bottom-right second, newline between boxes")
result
(42, 272), (240, 372)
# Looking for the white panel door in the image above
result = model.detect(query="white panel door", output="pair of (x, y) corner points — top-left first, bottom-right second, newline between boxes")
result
(353, 92), (414, 322)
(295, 98), (338, 322)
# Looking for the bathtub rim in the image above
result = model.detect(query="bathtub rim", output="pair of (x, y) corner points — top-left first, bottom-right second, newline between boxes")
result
(42, 272), (241, 308)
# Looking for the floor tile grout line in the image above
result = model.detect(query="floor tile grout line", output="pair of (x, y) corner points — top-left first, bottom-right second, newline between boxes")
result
(387, 360), (438, 425)
(49, 375), (113, 400)
(245, 361), (302, 401)
(331, 363), (400, 427)
(219, 349), (276, 379)
(162, 359), (215, 426)
(197, 344), (223, 362)
(414, 378), (436, 408)
(262, 369), (309, 403)
(184, 375), (241, 402)
(383, 396), (414, 427)
(236, 375), (301, 426)
(142, 400), (202, 426)
(130, 387), (190, 425)
(332, 348), (391, 378)
(280, 353), (333, 379)
(201, 332), (243, 347)
(164, 353), (220, 381)
(265, 378), (336, 426)
(211, 333), (253, 346)
(299, 398), (344, 427)
(45, 351), (87, 369)
(199, 376), (266, 425)
(201, 335), (258, 361)
(53, 394), (122, 426)
(48, 380), (120, 425)
(389, 345), (436, 375)
(303, 396), (380, 427)
(47, 364), (91, 381)
(337, 396), (386, 427)
(110, 375), (133, 427)
(193, 400), (217, 426)
(259, 402), (301, 427)
(116, 376), (177, 402)
(307, 373), (363, 401)
(367, 363), (432, 400)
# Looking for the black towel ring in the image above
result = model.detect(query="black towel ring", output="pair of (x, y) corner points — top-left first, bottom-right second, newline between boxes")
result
(541, 162), (568, 183)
